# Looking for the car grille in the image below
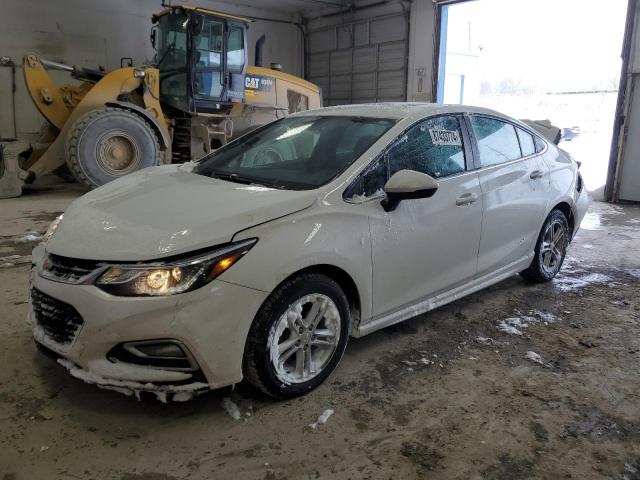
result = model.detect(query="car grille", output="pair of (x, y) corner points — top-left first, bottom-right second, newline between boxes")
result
(31, 288), (84, 345)
(41, 254), (102, 284)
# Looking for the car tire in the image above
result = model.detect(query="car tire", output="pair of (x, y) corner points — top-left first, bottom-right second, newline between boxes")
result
(520, 209), (570, 283)
(243, 273), (350, 399)
(66, 107), (160, 188)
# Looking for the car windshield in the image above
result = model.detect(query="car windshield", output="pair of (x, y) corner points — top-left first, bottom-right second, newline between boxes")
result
(196, 115), (397, 190)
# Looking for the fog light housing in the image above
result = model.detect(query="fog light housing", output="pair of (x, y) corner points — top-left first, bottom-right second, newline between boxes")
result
(107, 340), (198, 371)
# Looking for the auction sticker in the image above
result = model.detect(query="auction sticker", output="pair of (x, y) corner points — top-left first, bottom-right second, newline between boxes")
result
(428, 129), (461, 146)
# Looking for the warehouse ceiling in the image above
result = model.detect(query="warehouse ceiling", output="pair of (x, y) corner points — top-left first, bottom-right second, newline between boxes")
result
(213, 0), (351, 17)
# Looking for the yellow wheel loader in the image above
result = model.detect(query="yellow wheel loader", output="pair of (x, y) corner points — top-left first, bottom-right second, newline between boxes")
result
(0, 5), (321, 198)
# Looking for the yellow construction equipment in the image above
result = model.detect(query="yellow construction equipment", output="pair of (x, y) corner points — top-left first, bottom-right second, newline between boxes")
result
(0, 5), (321, 198)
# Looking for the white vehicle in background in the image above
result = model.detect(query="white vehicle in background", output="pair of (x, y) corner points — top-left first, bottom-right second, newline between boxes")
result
(30, 103), (590, 400)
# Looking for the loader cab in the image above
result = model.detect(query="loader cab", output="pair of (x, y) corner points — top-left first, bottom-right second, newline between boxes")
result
(152, 6), (249, 114)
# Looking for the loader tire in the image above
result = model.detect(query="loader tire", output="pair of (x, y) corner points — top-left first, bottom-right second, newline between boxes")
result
(66, 107), (160, 188)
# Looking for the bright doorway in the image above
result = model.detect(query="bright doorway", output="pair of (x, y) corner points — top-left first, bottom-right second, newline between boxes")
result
(437, 0), (628, 197)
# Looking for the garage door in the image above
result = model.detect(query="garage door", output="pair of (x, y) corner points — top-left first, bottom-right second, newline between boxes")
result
(306, 13), (409, 106)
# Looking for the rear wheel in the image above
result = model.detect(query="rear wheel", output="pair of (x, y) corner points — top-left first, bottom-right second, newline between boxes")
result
(243, 273), (350, 399)
(66, 107), (160, 188)
(520, 209), (570, 282)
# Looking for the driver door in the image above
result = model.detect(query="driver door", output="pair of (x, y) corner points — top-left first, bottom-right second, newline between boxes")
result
(365, 115), (483, 318)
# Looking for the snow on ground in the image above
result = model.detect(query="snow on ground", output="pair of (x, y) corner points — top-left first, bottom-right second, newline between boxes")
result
(309, 409), (334, 429)
(496, 309), (560, 336)
(0, 255), (31, 268)
(525, 351), (543, 364)
(14, 231), (43, 243)
(221, 397), (242, 420)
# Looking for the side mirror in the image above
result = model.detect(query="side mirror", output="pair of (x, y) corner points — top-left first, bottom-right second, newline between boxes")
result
(382, 169), (439, 212)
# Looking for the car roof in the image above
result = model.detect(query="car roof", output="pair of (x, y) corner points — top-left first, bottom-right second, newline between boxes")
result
(295, 102), (515, 123)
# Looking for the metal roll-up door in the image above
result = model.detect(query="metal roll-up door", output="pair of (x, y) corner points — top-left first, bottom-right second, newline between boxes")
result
(307, 13), (409, 106)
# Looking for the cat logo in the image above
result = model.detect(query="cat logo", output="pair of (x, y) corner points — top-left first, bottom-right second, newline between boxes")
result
(244, 75), (274, 92)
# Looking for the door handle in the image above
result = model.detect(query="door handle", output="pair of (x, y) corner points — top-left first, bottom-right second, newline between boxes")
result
(455, 192), (478, 206)
(530, 170), (544, 180)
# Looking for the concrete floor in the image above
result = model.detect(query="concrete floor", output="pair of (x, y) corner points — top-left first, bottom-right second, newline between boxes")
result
(1, 189), (639, 480)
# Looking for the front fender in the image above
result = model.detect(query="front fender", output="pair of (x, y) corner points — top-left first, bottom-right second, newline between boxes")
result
(222, 205), (373, 323)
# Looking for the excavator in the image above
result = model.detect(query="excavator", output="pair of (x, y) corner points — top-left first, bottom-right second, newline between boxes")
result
(0, 4), (321, 198)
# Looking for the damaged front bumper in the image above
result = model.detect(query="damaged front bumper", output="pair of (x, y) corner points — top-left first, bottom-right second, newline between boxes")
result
(29, 253), (269, 401)
(56, 357), (209, 402)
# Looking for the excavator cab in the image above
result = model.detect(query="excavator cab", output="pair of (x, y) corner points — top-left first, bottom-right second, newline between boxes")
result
(152, 6), (250, 115)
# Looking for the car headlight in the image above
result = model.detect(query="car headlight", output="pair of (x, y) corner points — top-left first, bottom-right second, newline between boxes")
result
(43, 214), (63, 244)
(95, 238), (257, 296)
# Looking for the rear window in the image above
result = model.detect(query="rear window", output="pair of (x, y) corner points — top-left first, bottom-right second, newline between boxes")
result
(534, 136), (546, 153)
(516, 128), (535, 157)
(470, 116), (521, 167)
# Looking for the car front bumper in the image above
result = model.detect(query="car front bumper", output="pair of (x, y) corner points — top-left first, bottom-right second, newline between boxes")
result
(29, 255), (269, 400)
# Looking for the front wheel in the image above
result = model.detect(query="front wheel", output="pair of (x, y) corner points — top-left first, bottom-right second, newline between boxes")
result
(66, 107), (160, 188)
(520, 209), (570, 283)
(243, 273), (350, 399)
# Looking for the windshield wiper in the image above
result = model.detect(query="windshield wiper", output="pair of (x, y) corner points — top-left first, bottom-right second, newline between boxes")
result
(210, 171), (280, 189)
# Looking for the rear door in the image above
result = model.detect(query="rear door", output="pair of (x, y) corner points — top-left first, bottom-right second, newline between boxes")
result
(468, 115), (550, 275)
(352, 114), (483, 318)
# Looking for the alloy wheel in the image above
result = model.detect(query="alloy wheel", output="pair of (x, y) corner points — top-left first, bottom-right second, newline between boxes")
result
(268, 294), (341, 384)
(540, 220), (567, 275)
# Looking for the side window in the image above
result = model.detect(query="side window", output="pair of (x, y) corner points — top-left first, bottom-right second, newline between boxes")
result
(534, 136), (546, 153)
(516, 128), (535, 157)
(387, 116), (466, 179)
(344, 159), (387, 201)
(470, 116), (521, 167)
(194, 19), (224, 98)
(227, 27), (245, 74)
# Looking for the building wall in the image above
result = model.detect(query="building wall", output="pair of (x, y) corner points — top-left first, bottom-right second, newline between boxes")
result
(406, 0), (438, 103)
(304, 0), (439, 105)
(616, 0), (640, 201)
(0, 0), (302, 140)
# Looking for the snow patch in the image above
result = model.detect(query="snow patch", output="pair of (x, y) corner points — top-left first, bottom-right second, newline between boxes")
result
(528, 309), (559, 324)
(497, 315), (539, 336)
(15, 231), (43, 243)
(553, 272), (613, 292)
(625, 268), (640, 279)
(0, 254), (31, 268)
(221, 397), (242, 420)
(309, 409), (334, 429)
(497, 321), (523, 336)
(57, 359), (208, 402)
(525, 351), (543, 364)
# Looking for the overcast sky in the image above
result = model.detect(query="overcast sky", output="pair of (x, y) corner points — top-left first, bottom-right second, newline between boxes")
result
(445, 0), (628, 92)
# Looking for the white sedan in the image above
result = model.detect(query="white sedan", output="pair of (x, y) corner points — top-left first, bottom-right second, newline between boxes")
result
(30, 103), (590, 400)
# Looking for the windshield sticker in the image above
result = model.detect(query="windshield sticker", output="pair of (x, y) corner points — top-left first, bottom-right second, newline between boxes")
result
(428, 129), (461, 146)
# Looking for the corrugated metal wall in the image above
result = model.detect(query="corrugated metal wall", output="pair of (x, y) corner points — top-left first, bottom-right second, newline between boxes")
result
(306, 13), (410, 106)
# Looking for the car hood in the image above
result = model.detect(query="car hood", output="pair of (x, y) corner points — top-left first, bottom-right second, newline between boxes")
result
(47, 165), (317, 261)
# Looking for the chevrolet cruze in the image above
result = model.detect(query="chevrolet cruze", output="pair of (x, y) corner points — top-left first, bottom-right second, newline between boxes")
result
(30, 103), (590, 400)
